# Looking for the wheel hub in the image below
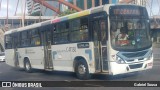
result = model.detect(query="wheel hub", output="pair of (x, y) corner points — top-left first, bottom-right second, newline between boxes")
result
(78, 64), (86, 74)
(26, 62), (30, 70)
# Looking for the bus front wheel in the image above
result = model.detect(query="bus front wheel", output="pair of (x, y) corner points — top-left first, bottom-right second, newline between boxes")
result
(75, 60), (90, 80)
(24, 59), (32, 73)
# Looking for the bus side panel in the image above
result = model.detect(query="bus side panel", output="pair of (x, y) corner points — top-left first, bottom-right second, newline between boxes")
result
(17, 47), (44, 69)
(70, 42), (95, 73)
(52, 44), (73, 71)
(5, 49), (15, 67)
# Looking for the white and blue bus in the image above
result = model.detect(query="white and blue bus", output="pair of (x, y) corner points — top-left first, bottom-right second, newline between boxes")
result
(4, 4), (153, 79)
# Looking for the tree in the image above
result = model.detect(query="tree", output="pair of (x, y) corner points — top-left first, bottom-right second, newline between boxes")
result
(58, 9), (76, 17)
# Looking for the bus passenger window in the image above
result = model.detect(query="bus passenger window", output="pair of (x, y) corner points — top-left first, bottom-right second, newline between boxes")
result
(5, 35), (12, 49)
(110, 22), (117, 39)
(21, 31), (30, 47)
(70, 17), (89, 42)
(35, 37), (40, 45)
(53, 22), (69, 44)
(80, 25), (88, 41)
(70, 19), (81, 42)
(100, 21), (107, 45)
(30, 29), (41, 46)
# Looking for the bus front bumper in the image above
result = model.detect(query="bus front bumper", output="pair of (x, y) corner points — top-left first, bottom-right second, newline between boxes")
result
(109, 59), (153, 75)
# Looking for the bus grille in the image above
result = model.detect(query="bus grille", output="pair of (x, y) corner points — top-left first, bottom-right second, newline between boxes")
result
(126, 58), (145, 62)
(122, 51), (148, 58)
(129, 64), (143, 69)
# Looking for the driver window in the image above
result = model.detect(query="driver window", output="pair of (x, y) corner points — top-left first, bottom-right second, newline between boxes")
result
(136, 21), (145, 29)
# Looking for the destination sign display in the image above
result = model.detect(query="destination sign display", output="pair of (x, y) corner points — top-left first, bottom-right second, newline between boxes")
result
(113, 9), (140, 15)
(109, 5), (146, 16)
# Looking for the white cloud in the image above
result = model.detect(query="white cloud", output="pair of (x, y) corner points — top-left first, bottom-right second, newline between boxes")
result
(0, 0), (27, 16)
(1, 4), (12, 9)
(146, 0), (160, 16)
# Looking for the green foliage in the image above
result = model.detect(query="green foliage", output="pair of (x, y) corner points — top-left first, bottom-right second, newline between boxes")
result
(58, 9), (77, 17)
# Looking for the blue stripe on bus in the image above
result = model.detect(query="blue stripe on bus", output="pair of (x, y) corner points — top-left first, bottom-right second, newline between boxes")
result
(52, 51), (57, 60)
(85, 49), (92, 61)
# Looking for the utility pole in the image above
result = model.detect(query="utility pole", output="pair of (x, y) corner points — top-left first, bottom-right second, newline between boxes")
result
(0, 0), (2, 11)
(21, 0), (24, 27)
(150, 0), (153, 16)
(23, 0), (26, 26)
(15, 0), (19, 16)
(6, 0), (8, 25)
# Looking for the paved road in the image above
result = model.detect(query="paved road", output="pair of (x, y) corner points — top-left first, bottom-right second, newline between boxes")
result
(0, 60), (160, 81)
(0, 61), (160, 90)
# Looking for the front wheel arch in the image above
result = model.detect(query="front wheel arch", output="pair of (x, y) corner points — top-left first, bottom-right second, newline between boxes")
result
(73, 56), (89, 71)
(74, 57), (91, 80)
(24, 57), (32, 73)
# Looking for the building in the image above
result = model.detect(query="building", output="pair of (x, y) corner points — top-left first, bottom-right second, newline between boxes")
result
(150, 15), (160, 43)
(26, 0), (59, 16)
(27, 0), (113, 16)
(118, 0), (146, 6)
(27, 0), (41, 16)
(67, 0), (109, 9)
(27, 0), (146, 16)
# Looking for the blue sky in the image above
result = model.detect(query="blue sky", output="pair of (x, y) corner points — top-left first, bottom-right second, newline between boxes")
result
(0, 0), (159, 17)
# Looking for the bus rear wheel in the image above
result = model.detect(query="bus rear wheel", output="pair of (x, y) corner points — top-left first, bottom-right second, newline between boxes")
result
(24, 59), (32, 73)
(75, 60), (90, 80)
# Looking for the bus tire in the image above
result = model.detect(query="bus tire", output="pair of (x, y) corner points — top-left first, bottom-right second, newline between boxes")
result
(75, 60), (90, 80)
(24, 59), (32, 73)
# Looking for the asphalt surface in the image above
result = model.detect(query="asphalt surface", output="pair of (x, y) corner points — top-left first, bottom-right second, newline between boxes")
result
(0, 59), (159, 81)
(0, 61), (159, 90)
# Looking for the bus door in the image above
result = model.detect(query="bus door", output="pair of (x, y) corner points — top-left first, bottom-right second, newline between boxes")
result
(92, 20), (109, 72)
(41, 28), (53, 70)
(12, 33), (19, 67)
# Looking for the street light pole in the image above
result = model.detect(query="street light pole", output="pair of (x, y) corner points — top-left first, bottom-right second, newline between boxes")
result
(21, 0), (24, 27)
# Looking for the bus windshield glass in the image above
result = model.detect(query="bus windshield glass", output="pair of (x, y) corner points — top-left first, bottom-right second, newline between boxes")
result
(109, 5), (152, 51)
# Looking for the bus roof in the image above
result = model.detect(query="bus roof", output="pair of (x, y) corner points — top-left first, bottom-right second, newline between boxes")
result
(5, 4), (144, 35)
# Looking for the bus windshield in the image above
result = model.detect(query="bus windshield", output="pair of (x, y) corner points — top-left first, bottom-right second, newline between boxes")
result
(109, 6), (152, 51)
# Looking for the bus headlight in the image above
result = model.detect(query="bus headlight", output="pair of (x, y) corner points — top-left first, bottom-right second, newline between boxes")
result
(116, 56), (125, 64)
